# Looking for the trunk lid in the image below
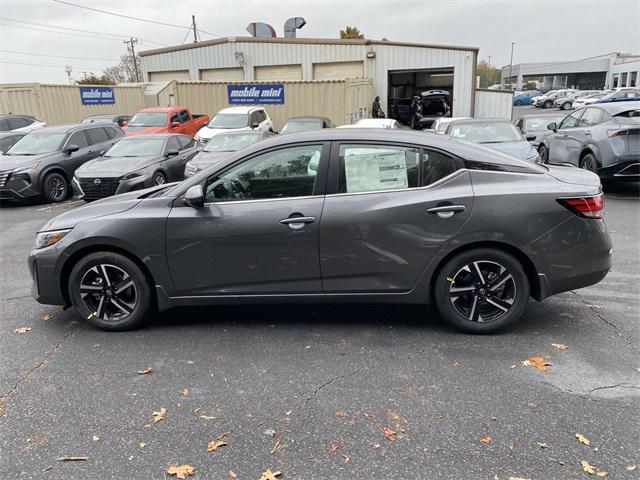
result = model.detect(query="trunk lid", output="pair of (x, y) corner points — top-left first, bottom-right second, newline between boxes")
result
(545, 164), (601, 188)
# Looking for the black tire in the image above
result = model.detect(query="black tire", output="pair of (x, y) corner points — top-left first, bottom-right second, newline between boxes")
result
(42, 172), (68, 203)
(151, 171), (167, 186)
(434, 248), (530, 334)
(580, 153), (599, 174)
(68, 252), (151, 331)
(543, 100), (552, 109)
(514, 100), (523, 106)
(538, 145), (549, 163)
(562, 102), (572, 110)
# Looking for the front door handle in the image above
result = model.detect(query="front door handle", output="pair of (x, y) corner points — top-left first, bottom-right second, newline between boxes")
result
(427, 205), (466, 219)
(279, 216), (316, 230)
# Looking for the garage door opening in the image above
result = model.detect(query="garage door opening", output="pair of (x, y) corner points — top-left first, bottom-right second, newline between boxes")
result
(388, 68), (454, 127)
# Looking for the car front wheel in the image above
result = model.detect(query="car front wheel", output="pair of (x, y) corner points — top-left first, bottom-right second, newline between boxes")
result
(434, 249), (530, 333)
(42, 172), (68, 203)
(152, 171), (167, 186)
(543, 100), (553, 108)
(68, 252), (151, 330)
(538, 145), (549, 163)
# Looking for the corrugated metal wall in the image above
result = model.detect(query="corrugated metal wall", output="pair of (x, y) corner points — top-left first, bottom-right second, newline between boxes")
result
(0, 83), (146, 125)
(173, 79), (373, 129)
(474, 89), (513, 119)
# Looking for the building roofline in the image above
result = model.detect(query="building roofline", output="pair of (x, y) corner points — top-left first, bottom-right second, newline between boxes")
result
(139, 36), (479, 57)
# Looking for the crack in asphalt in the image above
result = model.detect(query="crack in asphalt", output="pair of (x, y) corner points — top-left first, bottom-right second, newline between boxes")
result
(311, 364), (367, 398)
(570, 290), (635, 346)
(587, 383), (640, 395)
(0, 327), (79, 416)
(1, 294), (33, 302)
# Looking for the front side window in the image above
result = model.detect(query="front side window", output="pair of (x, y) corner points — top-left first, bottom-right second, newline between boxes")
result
(67, 131), (88, 149)
(205, 145), (322, 202)
(178, 135), (195, 150)
(179, 110), (190, 123)
(338, 145), (419, 194)
(166, 137), (181, 153)
(559, 111), (582, 129)
(8, 117), (29, 129)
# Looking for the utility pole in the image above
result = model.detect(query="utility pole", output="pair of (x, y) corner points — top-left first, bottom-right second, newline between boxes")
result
(65, 65), (73, 84)
(487, 55), (492, 66)
(124, 37), (140, 83)
(509, 42), (516, 85)
(192, 15), (199, 43)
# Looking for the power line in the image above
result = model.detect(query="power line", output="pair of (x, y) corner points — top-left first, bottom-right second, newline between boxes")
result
(0, 49), (120, 62)
(1, 60), (110, 70)
(50, 0), (223, 38)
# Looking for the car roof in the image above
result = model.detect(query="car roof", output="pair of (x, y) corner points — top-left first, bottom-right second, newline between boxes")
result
(85, 114), (126, 119)
(520, 113), (566, 119)
(586, 101), (640, 114)
(136, 106), (189, 113)
(27, 123), (110, 134)
(119, 133), (179, 140)
(285, 116), (330, 122)
(0, 114), (37, 119)
(218, 106), (263, 114)
(448, 118), (513, 125)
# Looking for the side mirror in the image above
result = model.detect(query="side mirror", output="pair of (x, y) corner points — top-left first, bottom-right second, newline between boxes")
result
(185, 185), (204, 208)
(171, 121), (180, 129)
(166, 148), (179, 157)
(99, 150), (106, 156)
(547, 122), (557, 131)
(251, 121), (260, 129)
(65, 144), (80, 154)
(121, 121), (128, 127)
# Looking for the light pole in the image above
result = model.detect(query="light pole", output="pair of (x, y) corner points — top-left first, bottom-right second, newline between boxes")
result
(509, 42), (516, 87)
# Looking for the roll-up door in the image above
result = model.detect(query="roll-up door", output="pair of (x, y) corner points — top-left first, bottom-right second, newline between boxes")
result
(148, 70), (190, 82)
(313, 61), (364, 80)
(254, 64), (302, 81)
(200, 67), (244, 82)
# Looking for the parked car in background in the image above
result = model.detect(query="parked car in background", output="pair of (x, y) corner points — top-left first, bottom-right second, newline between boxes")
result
(444, 119), (540, 162)
(280, 116), (334, 134)
(514, 113), (567, 147)
(594, 87), (640, 104)
(535, 89), (578, 109)
(0, 123), (124, 203)
(194, 107), (274, 145)
(337, 118), (403, 129)
(530, 90), (557, 107)
(0, 131), (27, 154)
(82, 114), (131, 127)
(390, 90), (450, 129)
(573, 93), (607, 109)
(513, 90), (542, 106)
(29, 129), (611, 334)
(428, 117), (472, 133)
(74, 134), (198, 200)
(184, 130), (273, 177)
(0, 114), (46, 132)
(554, 90), (601, 110)
(538, 102), (639, 179)
(124, 107), (209, 137)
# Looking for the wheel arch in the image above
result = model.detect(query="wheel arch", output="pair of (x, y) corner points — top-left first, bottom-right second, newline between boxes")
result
(429, 241), (542, 302)
(40, 166), (70, 185)
(579, 145), (601, 166)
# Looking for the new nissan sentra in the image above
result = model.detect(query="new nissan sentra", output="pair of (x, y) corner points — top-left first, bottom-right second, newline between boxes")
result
(29, 129), (611, 334)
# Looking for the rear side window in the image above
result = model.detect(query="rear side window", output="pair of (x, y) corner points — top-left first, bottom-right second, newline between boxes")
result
(8, 117), (30, 129)
(67, 131), (88, 148)
(422, 149), (459, 186)
(86, 127), (109, 145)
(0, 119), (9, 131)
(179, 110), (190, 123)
(579, 108), (605, 127)
(104, 127), (118, 139)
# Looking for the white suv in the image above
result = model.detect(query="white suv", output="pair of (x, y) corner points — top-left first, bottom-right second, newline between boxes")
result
(194, 106), (274, 144)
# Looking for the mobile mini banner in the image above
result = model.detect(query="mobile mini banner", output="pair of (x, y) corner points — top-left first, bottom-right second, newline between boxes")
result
(79, 87), (115, 105)
(227, 84), (285, 105)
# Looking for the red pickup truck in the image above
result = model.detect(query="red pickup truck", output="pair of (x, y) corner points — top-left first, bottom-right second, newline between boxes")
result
(124, 106), (209, 137)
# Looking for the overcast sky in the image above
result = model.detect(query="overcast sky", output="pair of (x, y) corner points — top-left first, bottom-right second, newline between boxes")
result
(1, 0), (639, 84)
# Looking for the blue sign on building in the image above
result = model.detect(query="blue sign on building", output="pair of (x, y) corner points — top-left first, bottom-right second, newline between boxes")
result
(227, 84), (285, 105)
(80, 87), (115, 105)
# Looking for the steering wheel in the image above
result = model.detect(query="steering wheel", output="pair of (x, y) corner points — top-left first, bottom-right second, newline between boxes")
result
(224, 178), (248, 198)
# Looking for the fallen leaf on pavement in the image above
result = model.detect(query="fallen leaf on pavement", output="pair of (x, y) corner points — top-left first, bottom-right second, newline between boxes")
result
(270, 439), (284, 454)
(137, 367), (152, 375)
(582, 460), (595, 474)
(452, 361), (460, 367)
(508, 477), (530, 480)
(284, 410), (292, 416)
(383, 427), (396, 441)
(626, 465), (637, 471)
(152, 407), (167, 423)
(56, 456), (88, 462)
(336, 410), (346, 417)
(207, 440), (227, 452)
(551, 343), (569, 350)
(342, 454), (350, 464)
(260, 468), (281, 480)
(200, 415), (216, 420)
(139, 443), (145, 448)
(263, 428), (276, 437)
(480, 436), (493, 444)
(586, 304), (602, 309)
(596, 471), (607, 477)
(193, 407), (202, 413)
(508, 442), (516, 450)
(229, 470), (237, 478)
(15, 327), (32, 334)
(330, 443), (338, 452)
(576, 433), (590, 446)
(41, 314), (52, 321)
(167, 464), (195, 479)
(522, 356), (551, 372)
(92, 436), (99, 442)
(372, 443), (381, 448)
(181, 388), (189, 396)
(537, 442), (551, 449)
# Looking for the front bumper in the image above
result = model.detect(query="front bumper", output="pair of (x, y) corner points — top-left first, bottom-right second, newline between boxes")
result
(28, 247), (69, 307)
(0, 170), (39, 200)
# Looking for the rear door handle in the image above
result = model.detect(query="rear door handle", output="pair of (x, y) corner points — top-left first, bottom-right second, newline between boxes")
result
(427, 205), (466, 219)
(279, 216), (316, 230)
(584, 130), (591, 135)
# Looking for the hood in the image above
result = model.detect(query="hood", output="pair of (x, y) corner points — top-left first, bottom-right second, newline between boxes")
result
(0, 152), (55, 172)
(190, 151), (233, 168)
(76, 155), (159, 177)
(196, 126), (251, 140)
(124, 126), (168, 135)
(482, 141), (538, 161)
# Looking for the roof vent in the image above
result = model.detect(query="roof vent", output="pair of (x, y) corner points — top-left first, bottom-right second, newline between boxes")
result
(284, 17), (306, 38)
(246, 22), (276, 38)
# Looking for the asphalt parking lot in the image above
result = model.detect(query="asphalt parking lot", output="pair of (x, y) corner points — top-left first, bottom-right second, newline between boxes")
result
(1, 181), (638, 479)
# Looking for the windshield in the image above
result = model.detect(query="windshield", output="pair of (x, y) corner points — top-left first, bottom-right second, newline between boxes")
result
(128, 112), (167, 127)
(203, 133), (261, 152)
(450, 123), (524, 143)
(105, 139), (165, 157)
(207, 113), (249, 129)
(281, 119), (323, 134)
(5, 132), (66, 155)
(525, 116), (565, 130)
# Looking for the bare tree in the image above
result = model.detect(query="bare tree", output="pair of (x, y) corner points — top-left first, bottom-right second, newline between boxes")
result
(102, 54), (140, 84)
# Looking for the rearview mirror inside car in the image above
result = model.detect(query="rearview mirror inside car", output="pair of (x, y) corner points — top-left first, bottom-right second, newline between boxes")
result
(547, 122), (557, 131)
(185, 185), (204, 208)
(64, 144), (80, 154)
(166, 148), (179, 157)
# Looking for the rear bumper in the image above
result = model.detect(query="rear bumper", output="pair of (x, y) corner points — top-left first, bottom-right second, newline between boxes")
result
(599, 160), (640, 180)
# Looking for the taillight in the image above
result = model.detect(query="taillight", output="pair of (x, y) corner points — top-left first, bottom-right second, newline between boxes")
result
(557, 194), (605, 219)
(608, 128), (640, 137)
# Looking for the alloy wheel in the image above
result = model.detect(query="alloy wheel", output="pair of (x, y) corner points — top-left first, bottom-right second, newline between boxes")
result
(153, 174), (166, 185)
(581, 156), (597, 172)
(48, 176), (66, 200)
(79, 264), (137, 321)
(448, 260), (516, 323)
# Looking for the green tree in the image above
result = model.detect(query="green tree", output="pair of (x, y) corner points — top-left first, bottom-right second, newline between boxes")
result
(75, 73), (115, 85)
(340, 26), (364, 39)
(477, 60), (501, 88)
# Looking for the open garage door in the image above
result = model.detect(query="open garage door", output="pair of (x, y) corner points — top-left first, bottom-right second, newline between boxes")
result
(200, 67), (244, 82)
(313, 61), (364, 80)
(254, 64), (302, 81)
(148, 70), (190, 82)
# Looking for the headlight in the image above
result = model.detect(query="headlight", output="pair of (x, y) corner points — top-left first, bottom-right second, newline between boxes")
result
(34, 229), (72, 249)
(120, 167), (148, 182)
(10, 161), (40, 177)
(185, 162), (199, 175)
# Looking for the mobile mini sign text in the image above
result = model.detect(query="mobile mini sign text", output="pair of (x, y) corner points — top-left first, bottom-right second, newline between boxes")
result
(227, 84), (285, 105)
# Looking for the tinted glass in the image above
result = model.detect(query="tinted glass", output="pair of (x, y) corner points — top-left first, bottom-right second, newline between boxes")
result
(208, 113), (250, 129)
(0, 119), (9, 131)
(203, 133), (261, 152)
(205, 145), (322, 202)
(104, 127), (118, 139)
(167, 137), (181, 152)
(179, 110), (189, 123)
(86, 127), (109, 145)
(338, 145), (419, 194)
(0, 136), (19, 152)
(422, 149), (459, 186)
(67, 131), (88, 148)
(8, 118), (29, 129)
(579, 108), (605, 127)
(5, 132), (66, 155)
(128, 112), (167, 127)
(560, 111), (582, 129)
(178, 135), (195, 150)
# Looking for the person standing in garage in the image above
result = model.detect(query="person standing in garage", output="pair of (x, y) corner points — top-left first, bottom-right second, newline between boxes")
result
(372, 96), (384, 118)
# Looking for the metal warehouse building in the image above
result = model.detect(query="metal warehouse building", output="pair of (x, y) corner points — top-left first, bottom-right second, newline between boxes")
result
(139, 37), (479, 118)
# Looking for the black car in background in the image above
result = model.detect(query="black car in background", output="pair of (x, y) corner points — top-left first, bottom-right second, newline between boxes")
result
(280, 116), (334, 134)
(0, 131), (27, 154)
(82, 114), (131, 128)
(74, 134), (198, 200)
(0, 123), (124, 203)
(514, 113), (566, 147)
(184, 130), (273, 177)
(390, 90), (451, 129)
(0, 114), (46, 132)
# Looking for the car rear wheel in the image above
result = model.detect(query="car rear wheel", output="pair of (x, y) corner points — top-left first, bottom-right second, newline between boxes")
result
(68, 252), (151, 330)
(538, 145), (549, 163)
(580, 153), (599, 173)
(42, 172), (68, 203)
(543, 100), (553, 108)
(152, 171), (166, 186)
(562, 102), (572, 110)
(434, 249), (530, 334)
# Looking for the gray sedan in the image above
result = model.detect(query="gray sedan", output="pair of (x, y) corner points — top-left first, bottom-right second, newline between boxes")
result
(29, 129), (611, 334)
(538, 101), (640, 179)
